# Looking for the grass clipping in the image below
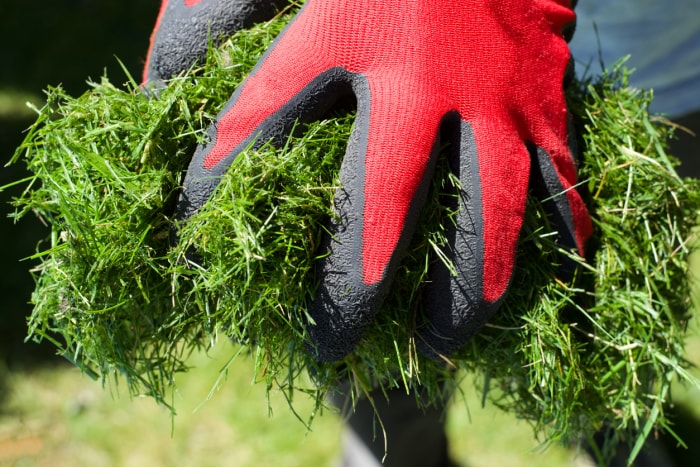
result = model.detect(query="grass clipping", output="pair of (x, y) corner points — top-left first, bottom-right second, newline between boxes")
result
(7, 11), (700, 460)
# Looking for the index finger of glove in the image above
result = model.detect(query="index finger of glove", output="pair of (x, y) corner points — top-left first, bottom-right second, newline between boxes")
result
(176, 11), (351, 218)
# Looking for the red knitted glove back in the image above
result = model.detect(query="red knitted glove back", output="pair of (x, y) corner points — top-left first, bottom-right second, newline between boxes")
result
(177, 0), (592, 360)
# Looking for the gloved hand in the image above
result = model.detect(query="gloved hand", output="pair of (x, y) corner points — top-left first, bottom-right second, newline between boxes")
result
(176, 0), (593, 361)
(143, 0), (289, 84)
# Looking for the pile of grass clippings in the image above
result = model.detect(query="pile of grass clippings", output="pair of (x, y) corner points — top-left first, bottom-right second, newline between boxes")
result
(6, 9), (700, 464)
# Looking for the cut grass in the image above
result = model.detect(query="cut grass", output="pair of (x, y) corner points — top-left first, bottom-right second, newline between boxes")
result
(5, 9), (700, 463)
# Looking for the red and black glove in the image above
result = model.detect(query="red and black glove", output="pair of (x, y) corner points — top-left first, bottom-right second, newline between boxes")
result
(143, 0), (288, 84)
(176, 0), (593, 361)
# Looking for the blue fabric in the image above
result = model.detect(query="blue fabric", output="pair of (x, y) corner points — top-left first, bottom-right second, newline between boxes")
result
(570, 0), (700, 117)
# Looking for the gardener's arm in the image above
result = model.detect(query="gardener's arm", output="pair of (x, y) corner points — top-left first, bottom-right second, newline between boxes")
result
(162, 0), (592, 361)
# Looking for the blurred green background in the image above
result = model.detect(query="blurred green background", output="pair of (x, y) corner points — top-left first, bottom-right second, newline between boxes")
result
(1, 2), (700, 466)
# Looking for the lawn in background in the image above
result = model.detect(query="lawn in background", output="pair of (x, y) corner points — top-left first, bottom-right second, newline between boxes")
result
(4, 327), (700, 466)
(2, 341), (599, 467)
